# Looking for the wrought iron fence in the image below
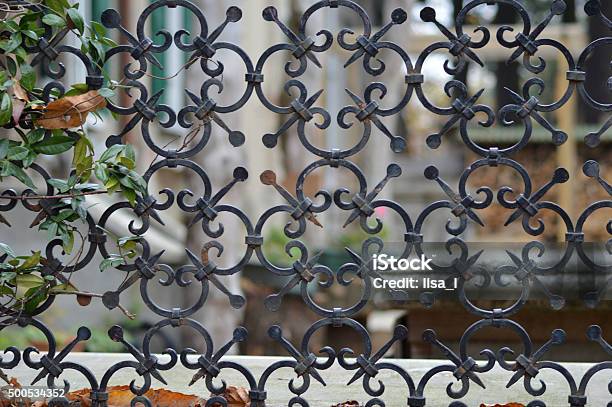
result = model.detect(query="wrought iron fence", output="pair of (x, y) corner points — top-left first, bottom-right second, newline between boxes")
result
(0, 0), (611, 406)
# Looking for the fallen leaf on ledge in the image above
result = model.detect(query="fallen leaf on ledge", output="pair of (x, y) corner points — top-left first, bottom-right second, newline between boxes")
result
(212, 385), (250, 406)
(331, 401), (361, 407)
(67, 385), (206, 407)
(1, 384), (254, 407)
(480, 403), (525, 407)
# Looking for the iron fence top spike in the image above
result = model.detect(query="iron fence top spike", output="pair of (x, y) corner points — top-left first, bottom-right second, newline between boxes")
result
(505, 370), (524, 389)
(185, 89), (202, 105)
(504, 86), (524, 103)
(210, 171), (244, 207)
(467, 211), (485, 227)
(188, 370), (204, 386)
(344, 88), (364, 106)
(31, 327), (91, 385)
(587, 326), (612, 354)
(420, 7), (456, 41)
(344, 247), (364, 267)
(207, 7), (240, 44)
(504, 333), (564, 390)
(269, 326), (303, 363)
(463, 250), (483, 270)
(469, 372), (486, 389)
(505, 250), (524, 268)
(307, 368), (326, 386)
(305, 89), (324, 107)
(530, 1), (566, 42)
(463, 47), (484, 67)
(185, 248), (203, 269)
(467, 88), (485, 105)
(148, 250), (165, 266)
(147, 208), (165, 226)
(584, 160), (612, 195)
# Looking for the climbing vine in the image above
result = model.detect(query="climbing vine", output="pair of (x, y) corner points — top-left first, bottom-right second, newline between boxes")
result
(0, 1), (147, 319)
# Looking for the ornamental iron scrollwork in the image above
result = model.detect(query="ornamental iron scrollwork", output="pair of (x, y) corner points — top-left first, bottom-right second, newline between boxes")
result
(0, 0), (611, 406)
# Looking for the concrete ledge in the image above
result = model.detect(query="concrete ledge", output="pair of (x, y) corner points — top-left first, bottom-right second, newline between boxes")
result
(7, 353), (610, 406)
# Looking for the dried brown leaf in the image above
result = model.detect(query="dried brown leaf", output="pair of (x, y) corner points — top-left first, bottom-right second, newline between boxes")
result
(221, 386), (250, 406)
(76, 294), (93, 306)
(480, 404), (525, 407)
(66, 385), (206, 407)
(35, 90), (106, 129)
(9, 82), (28, 123)
(11, 82), (28, 102)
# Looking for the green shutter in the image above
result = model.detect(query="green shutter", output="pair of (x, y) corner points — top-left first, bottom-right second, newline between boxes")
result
(150, 2), (166, 103)
(91, 0), (110, 22)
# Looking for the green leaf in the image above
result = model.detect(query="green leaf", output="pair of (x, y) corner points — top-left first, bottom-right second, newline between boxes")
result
(0, 139), (10, 160)
(42, 14), (66, 27)
(104, 177), (119, 193)
(19, 64), (36, 91)
(18, 251), (40, 270)
(3, 161), (35, 189)
(99, 256), (125, 272)
(123, 188), (136, 205)
(64, 83), (88, 97)
(91, 21), (106, 37)
(66, 8), (84, 34)
(124, 143), (135, 162)
(13, 47), (27, 64)
(24, 286), (48, 314)
(72, 136), (88, 167)
(100, 37), (118, 48)
(32, 134), (75, 155)
(5, 56), (17, 77)
(90, 39), (106, 63)
(119, 156), (135, 170)
(21, 30), (39, 40)
(7, 146), (29, 161)
(49, 281), (78, 293)
(15, 274), (44, 289)
(0, 271), (17, 284)
(94, 163), (109, 183)
(70, 83), (89, 93)
(0, 32), (22, 53)
(98, 87), (115, 98)
(76, 155), (93, 180)
(128, 170), (148, 193)
(0, 243), (16, 258)
(98, 144), (124, 163)
(53, 209), (75, 222)
(44, 0), (71, 14)
(0, 92), (12, 126)
(61, 230), (75, 254)
(118, 236), (139, 251)
(26, 128), (45, 144)
(47, 178), (69, 192)
(47, 222), (58, 240)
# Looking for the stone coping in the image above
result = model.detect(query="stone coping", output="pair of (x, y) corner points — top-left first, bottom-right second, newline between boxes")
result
(8, 353), (609, 406)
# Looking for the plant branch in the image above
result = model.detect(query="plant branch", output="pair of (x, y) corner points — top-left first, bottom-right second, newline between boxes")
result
(51, 290), (136, 319)
(0, 189), (115, 201)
